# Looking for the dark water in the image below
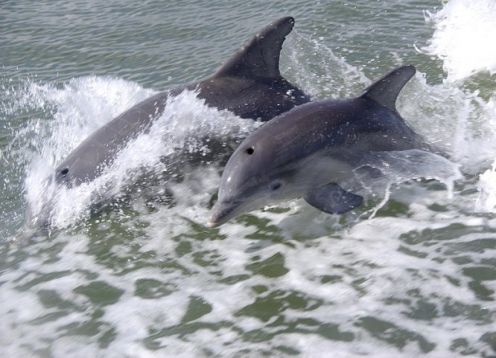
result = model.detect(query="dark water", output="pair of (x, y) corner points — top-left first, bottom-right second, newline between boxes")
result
(1, 0), (496, 356)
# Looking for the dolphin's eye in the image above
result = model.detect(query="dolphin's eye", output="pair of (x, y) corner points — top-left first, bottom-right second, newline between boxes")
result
(60, 168), (69, 176)
(246, 147), (255, 155)
(269, 181), (282, 191)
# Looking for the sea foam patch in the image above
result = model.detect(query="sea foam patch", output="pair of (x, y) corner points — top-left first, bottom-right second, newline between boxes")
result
(423, 0), (496, 81)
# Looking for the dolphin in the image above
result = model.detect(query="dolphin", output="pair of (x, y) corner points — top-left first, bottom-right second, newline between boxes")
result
(25, 17), (310, 230)
(54, 16), (309, 188)
(208, 65), (433, 227)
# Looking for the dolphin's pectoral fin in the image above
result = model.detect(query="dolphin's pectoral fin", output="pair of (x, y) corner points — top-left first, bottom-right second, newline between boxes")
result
(304, 184), (363, 214)
(214, 17), (295, 79)
(361, 65), (416, 112)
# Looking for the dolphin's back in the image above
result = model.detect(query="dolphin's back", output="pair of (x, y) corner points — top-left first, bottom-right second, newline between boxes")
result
(236, 92), (426, 173)
(54, 17), (310, 187)
(55, 91), (170, 186)
(197, 76), (308, 121)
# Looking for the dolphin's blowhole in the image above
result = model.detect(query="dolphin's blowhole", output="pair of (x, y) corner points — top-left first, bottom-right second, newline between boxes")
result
(246, 147), (255, 155)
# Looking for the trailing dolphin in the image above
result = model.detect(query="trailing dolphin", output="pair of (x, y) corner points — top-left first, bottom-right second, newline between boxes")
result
(26, 17), (309, 229)
(208, 65), (446, 227)
(54, 16), (308, 188)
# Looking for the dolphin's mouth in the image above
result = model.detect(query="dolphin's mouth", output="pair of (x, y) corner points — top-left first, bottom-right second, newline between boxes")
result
(207, 199), (243, 228)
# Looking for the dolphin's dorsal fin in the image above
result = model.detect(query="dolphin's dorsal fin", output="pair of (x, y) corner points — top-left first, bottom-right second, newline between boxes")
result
(361, 65), (416, 111)
(213, 17), (295, 79)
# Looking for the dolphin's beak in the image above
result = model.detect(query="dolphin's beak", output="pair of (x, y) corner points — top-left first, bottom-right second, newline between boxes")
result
(206, 219), (221, 228)
(207, 199), (241, 228)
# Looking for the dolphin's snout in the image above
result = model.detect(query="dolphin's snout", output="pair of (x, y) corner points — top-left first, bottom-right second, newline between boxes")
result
(206, 219), (220, 228)
(208, 198), (241, 228)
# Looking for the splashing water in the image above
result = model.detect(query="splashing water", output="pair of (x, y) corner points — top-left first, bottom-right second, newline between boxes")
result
(3, 2), (496, 356)
(17, 27), (496, 233)
(422, 0), (496, 82)
(283, 32), (371, 100)
(419, 0), (496, 212)
(19, 79), (260, 232)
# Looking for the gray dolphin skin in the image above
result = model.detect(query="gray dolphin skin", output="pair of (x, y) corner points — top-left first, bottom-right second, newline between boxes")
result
(208, 65), (428, 227)
(54, 16), (309, 188)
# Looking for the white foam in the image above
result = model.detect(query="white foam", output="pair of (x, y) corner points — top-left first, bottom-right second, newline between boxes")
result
(21, 77), (155, 228)
(476, 163), (496, 212)
(423, 0), (496, 81)
(471, 94), (496, 212)
(26, 76), (155, 164)
(397, 71), (496, 176)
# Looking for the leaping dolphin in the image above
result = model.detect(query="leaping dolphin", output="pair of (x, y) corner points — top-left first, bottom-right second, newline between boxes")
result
(25, 17), (310, 230)
(54, 16), (309, 188)
(208, 65), (438, 227)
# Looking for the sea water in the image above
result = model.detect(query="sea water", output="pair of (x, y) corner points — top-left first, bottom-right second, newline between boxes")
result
(1, 0), (496, 356)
